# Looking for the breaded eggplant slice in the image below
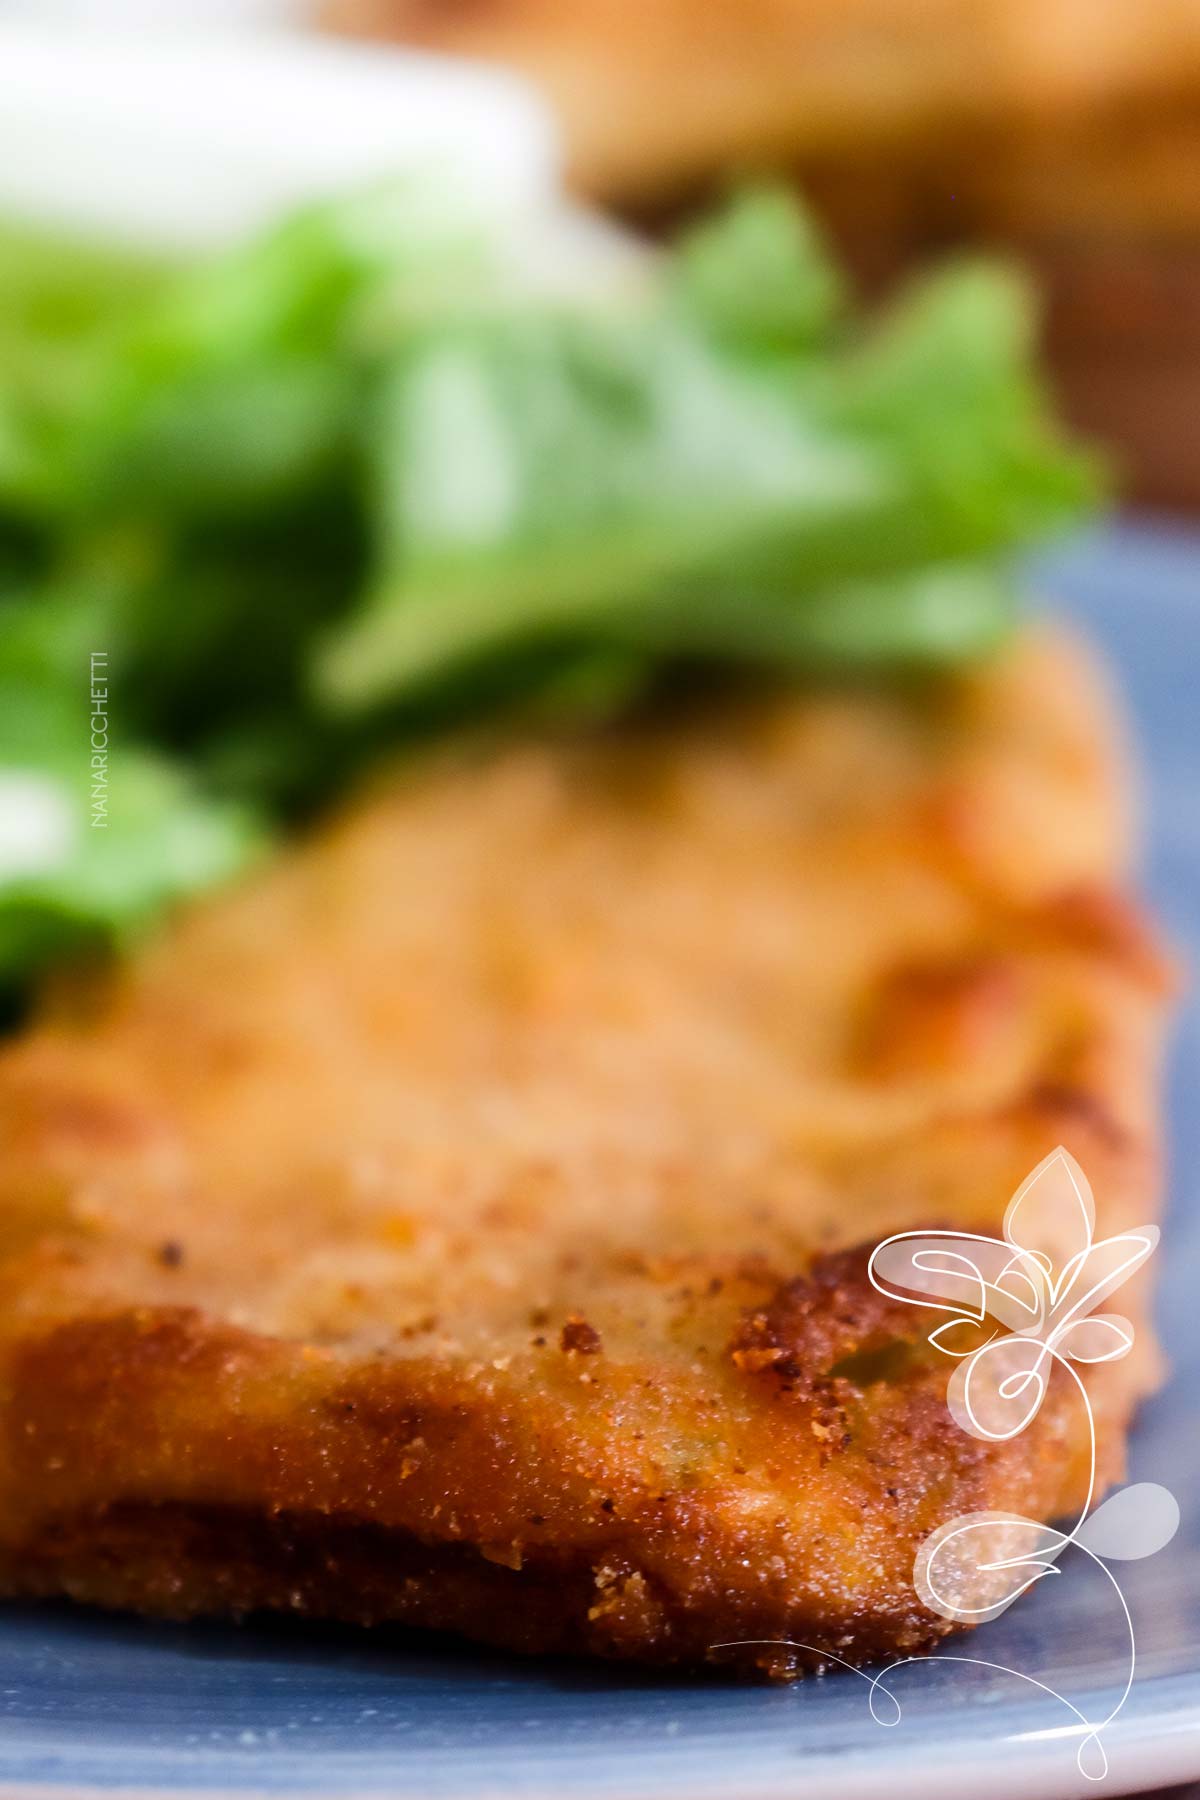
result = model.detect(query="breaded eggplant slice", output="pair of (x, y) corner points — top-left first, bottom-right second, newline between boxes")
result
(0, 627), (1171, 1672)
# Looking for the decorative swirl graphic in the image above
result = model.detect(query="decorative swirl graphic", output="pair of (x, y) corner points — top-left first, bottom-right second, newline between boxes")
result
(714, 1147), (1179, 1782)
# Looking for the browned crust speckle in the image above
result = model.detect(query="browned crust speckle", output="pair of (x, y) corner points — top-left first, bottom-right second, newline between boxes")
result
(0, 627), (1172, 1671)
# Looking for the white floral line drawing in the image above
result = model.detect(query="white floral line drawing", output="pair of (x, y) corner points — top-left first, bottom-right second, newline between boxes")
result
(713, 1147), (1179, 1782)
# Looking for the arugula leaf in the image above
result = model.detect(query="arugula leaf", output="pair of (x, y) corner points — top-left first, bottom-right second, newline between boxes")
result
(0, 180), (1100, 991)
(316, 201), (1096, 710)
(0, 219), (171, 518)
(61, 183), (490, 527)
(316, 308), (886, 706)
(0, 573), (266, 980)
(616, 559), (1019, 669)
(0, 752), (264, 985)
(674, 186), (845, 353)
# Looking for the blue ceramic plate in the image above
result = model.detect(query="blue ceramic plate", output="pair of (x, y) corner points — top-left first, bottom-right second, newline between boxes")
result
(1, 521), (1197, 1800)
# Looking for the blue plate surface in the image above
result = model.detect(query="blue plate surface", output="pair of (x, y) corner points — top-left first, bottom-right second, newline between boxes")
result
(1, 521), (1197, 1799)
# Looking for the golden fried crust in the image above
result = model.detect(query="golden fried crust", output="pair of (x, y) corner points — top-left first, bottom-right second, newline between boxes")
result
(0, 627), (1172, 1671)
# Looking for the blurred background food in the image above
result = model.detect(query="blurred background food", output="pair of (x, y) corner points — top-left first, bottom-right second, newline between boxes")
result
(326, 0), (1200, 511)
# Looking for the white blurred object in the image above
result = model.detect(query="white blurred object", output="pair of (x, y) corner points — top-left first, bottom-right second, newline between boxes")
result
(0, 22), (560, 249)
(0, 1), (310, 22)
(0, 774), (76, 884)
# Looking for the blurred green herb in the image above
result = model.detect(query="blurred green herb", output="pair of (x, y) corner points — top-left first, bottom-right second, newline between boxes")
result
(0, 184), (1100, 986)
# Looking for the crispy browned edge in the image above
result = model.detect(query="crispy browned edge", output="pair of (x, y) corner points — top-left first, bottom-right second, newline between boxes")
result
(0, 1135), (1167, 1681)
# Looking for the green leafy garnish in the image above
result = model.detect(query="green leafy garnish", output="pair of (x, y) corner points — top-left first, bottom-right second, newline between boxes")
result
(0, 183), (1100, 986)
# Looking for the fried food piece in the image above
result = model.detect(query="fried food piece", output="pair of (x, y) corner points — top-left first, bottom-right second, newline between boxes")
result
(325, 0), (1200, 205)
(0, 629), (1171, 1671)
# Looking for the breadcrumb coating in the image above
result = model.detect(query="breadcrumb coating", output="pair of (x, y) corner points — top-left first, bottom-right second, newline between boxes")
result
(0, 628), (1171, 1671)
